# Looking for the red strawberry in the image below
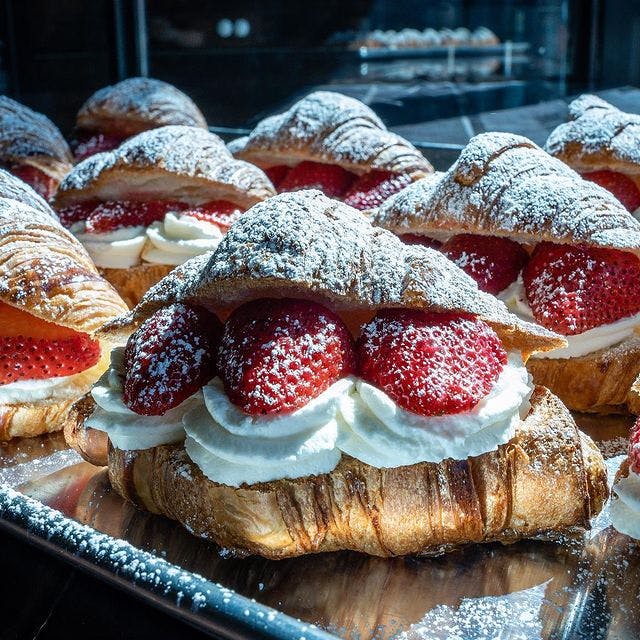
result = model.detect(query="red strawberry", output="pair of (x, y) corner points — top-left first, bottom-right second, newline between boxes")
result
(73, 132), (127, 162)
(56, 201), (99, 228)
(399, 234), (442, 250)
(356, 309), (507, 416)
(183, 201), (242, 232)
(343, 171), (412, 210)
(264, 165), (290, 188)
(84, 200), (187, 233)
(629, 418), (640, 474)
(217, 298), (356, 416)
(523, 242), (640, 335)
(10, 165), (57, 201)
(123, 303), (222, 416)
(278, 161), (356, 198)
(582, 170), (640, 213)
(442, 234), (529, 295)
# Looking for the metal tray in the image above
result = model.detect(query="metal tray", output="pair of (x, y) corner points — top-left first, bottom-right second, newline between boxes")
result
(0, 413), (639, 640)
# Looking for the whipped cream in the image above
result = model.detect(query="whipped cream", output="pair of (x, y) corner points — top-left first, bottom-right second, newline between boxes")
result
(72, 222), (147, 269)
(611, 468), (640, 540)
(498, 276), (640, 359)
(0, 376), (85, 403)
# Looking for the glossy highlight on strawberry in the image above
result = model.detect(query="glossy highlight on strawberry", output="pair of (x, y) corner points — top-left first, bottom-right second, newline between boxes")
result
(582, 170), (640, 213)
(343, 170), (412, 210)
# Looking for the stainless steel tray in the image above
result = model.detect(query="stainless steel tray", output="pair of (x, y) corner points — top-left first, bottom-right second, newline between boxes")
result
(0, 415), (638, 640)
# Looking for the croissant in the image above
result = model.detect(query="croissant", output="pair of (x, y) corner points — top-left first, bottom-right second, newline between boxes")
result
(70, 190), (607, 559)
(0, 172), (127, 439)
(372, 132), (640, 414)
(0, 96), (73, 200)
(54, 125), (276, 307)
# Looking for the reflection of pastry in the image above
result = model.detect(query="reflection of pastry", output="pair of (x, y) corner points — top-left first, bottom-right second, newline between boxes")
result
(0, 96), (73, 200)
(229, 91), (432, 212)
(0, 171), (127, 439)
(373, 132), (640, 414)
(72, 190), (606, 559)
(72, 77), (208, 161)
(546, 95), (640, 214)
(54, 125), (275, 307)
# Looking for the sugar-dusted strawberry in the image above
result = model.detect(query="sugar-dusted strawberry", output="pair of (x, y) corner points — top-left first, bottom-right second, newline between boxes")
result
(84, 200), (187, 233)
(10, 165), (57, 201)
(183, 200), (242, 232)
(582, 170), (640, 213)
(218, 298), (356, 416)
(629, 418), (640, 474)
(123, 303), (222, 416)
(356, 309), (507, 416)
(343, 170), (412, 210)
(523, 242), (640, 335)
(264, 165), (290, 189)
(73, 132), (127, 162)
(278, 161), (356, 198)
(399, 233), (442, 250)
(442, 234), (529, 295)
(56, 201), (99, 228)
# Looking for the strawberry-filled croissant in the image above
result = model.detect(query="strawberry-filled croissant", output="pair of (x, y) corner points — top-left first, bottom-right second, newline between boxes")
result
(228, 91), (433, 211)
(54, 125), (275, 308)
(0, 169), (128, 439)
(372, 132), (640, 414)
(67, 190), (607, 559)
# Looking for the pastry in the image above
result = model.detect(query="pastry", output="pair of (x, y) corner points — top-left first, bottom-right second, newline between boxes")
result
(69, 189), (607, 559)
(0, 170), (127, 439)
(545, 95), (640, 215)
(228, 91), (433, 212)
(72, 77), (207, 161)
(54, 125), (276, 307)
(0, 96), (73, 200)
(611, 418), (640, 540)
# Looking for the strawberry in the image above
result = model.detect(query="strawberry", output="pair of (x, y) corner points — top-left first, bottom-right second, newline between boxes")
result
(523, 242), (640, 335)
(629, 418), (640, 474)
(10, 165), (57, 201)
(343, 171), (412, 210)
(123, 303), (222, 416)
(399, 234), (442, 250)
(84, 200), (187, 233)
(278, 161), (356, 198)
(56, 201), (99, 228)
(442, 234), (529, 295)
(264, 165), (290, 188)
(582, 170), (640, 213)
(183, 201), (242, 232)
(356, 309), (507, 416)
(217, 298), (356, 416)
(73, 132), (127, 162)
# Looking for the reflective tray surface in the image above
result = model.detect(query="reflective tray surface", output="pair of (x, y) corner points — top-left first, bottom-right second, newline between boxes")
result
(0, 416), (638, 640)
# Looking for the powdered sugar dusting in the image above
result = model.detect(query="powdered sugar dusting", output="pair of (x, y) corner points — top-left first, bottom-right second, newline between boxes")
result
(0, 168), (58, 217)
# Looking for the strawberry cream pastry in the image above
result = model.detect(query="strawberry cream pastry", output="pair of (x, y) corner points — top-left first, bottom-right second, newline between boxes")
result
(0, 170), (127, 439)
(0, 96), (73, 201)
(546, 95), (640, 217)
(228, 91), (433, 212)
(612, 418), (640, 540)
(54, 125), (275, 308)
(372, 132), (640, 415)
(72, 77), (207, 162)
(67, 190), (607, 559)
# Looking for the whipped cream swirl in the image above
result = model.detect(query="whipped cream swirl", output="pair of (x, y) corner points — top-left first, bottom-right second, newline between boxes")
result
(611, 468), (640, 540)
(72, 222), (147, 269)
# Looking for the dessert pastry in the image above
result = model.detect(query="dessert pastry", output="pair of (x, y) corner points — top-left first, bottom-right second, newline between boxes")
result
(228, 91), (433, 212)
(0, 170), (127, 439)
(611, 418), (640, 540)
(72, 77), (207, 161)
(0, 96), (73, 200)
(54, 125), (275, 307)
(545, 95), (640, 215)
(372, 132), (640, 414)
(69, 190), (607, 559)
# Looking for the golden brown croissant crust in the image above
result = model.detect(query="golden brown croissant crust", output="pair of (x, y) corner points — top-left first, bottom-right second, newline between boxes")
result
(99, 263), (174, 309)
(228, 91), (433, 177)
(0, 96), (73, 181)
(106, 387), (608, 559)
(76, 77), (207, 136)
(0, 398), (77, 439)
(64, 394), (108, 466)
(55, 126), (276, 209)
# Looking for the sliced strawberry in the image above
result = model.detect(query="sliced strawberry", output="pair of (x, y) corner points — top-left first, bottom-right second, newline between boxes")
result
(73, 132), (127, 162)
(84, 200), (187, 233)
(582, 170), (640, 212)
(217, 298), (356, 416)
(183, 201), (243, 232)
(56, 201), (100, 228)
(629, 418), (640, 474)
(123, 303), (222, 416)
(356, 309), (507, 416)
(523, 242), (640, 335)
(10, 165), (57, 201)
(264, 165), (290, 188)
(343, 170), (412, 210)
(399, 234), (443, 250)
(278, 161), (356, 198)
(442, 234), (529, 295)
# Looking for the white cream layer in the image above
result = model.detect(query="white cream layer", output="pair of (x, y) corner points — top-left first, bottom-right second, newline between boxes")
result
(611, 468), (640, 540)
(0, 376), (83, 403)
(72, 222), (147, 269)
(498, 276), (640, 359)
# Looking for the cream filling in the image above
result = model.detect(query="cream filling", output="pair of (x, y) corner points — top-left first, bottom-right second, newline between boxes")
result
(72, 221), (147, 270)
(611, 468), (640, 540)
(498, 276), (640, 359)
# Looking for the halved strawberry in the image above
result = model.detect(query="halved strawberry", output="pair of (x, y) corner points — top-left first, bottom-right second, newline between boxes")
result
(217, 298), (356, 416)
(183, 201), (243, 232)
(442, 234), (529, 295)
(399, 234), (443, 250)
(10, 165), (57, 201)
(73, 132), (127, 162)
(84, 200), (187, 233)
(278, 161), (356, 198)
(629, 418), (640, 474)
(264, 165), (290, 188)
(343, 170), (412, 210)
(123, 303), (222, 416)
(523, 242), (640, 335)
(356, 309), (507, 416)
(56, 201), (100, 228)
(582, 170), (640, 212)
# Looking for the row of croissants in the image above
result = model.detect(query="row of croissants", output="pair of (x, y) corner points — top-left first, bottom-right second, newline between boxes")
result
(1, 77), (640, 559)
